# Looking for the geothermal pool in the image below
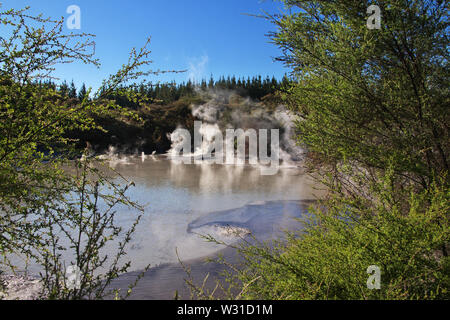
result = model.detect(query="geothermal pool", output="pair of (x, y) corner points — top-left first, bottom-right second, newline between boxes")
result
(10, 156), (321, 272)
(96, 155), (321, 272)
(5, 154), (322, 298)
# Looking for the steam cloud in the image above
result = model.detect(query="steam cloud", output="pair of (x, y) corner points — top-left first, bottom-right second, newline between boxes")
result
(169, 88), (305, 166)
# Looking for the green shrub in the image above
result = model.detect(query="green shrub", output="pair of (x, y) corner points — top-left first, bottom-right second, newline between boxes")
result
(189, 0), (449, 300)
(220, 172), (449, 300)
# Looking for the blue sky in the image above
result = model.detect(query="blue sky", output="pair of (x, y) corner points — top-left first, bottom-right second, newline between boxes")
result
(2, 0), (289, 91)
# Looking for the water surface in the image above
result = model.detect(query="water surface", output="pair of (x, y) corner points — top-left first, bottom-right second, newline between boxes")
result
(103, 155), (321, 271)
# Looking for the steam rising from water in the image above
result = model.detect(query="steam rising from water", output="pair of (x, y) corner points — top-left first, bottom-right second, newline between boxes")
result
(169, 89), (305, 166)
(98, 146), (132, 168)
(169, 122), (223, 160)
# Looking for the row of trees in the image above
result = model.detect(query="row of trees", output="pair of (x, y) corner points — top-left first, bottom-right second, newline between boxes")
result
(59, 81), (88, 101)
(32, 80), (89, 101)
(47, 75), (289, 107)
(148, 75), (289, 102)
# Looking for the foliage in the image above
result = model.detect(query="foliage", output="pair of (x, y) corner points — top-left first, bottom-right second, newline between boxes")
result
(201, 171), (449, 300)
(36, 156), (151, 299)
(0, 5), (165, 299)
(46, 74), (287, 107)
(271, 0), (448, 189)
(186, 0), (449, 300)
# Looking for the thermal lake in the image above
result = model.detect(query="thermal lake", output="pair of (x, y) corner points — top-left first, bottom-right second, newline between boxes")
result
(102, 155), (322, 271)
(6, 154), (323, 298)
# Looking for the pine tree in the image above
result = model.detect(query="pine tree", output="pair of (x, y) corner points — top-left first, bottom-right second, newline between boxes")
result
(78, 83), (87, 101)
(68, 80), (77, 99)
(59, 80), (69, 97)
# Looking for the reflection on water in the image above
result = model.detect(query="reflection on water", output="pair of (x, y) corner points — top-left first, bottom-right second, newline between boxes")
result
(102, 156), (321, 271)
(111, 199), (315, 299)
(10, 155), (322, 274)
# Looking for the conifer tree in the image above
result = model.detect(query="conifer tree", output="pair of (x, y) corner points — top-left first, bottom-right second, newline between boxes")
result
(78, 83), (87, 101)
(68, 80), (77, 99)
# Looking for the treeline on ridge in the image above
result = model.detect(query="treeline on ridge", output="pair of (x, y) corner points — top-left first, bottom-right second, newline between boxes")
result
(37, 74), (289, 107)
(32, 75), (288, 154)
